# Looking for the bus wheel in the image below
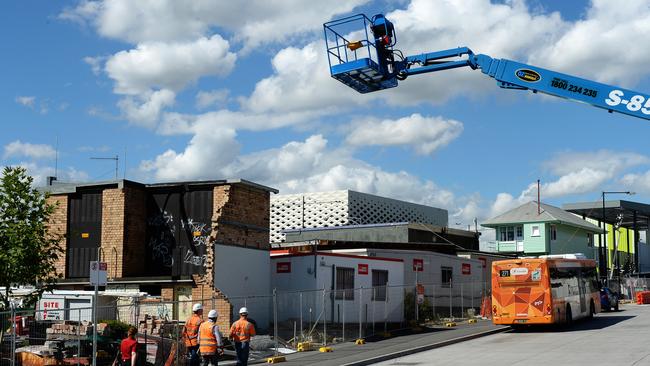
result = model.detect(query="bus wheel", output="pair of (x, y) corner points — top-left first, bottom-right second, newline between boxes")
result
(588, 301), (595, 319)
(565, 305), (573, 326)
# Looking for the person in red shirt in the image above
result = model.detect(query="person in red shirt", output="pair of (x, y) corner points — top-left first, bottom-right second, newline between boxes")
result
(119, 326), (138, 366)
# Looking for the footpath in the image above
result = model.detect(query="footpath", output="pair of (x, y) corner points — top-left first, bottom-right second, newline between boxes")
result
(248, 319), (506, 366)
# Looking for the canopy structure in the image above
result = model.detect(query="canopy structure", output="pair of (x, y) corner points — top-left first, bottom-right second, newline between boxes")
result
(563, 200), (650, 274)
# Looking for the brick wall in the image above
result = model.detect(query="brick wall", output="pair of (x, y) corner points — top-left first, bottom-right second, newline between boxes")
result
(46, 195), (68, 277)
(101, 188), (126, 279)
(201, 183), (271, 330)
(192, 282), (233, 331)
(212, 184), (271, 249)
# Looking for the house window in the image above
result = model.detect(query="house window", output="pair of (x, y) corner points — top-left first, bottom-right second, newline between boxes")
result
(335, 267), (354, 300)
(550, 225), (557, 241)
(441, 266), (453, 288)
(499, 226), (515, 241)
(372, 270), (388, 301)
(516, 226), (523, 239)
(531, 225), (540, 237)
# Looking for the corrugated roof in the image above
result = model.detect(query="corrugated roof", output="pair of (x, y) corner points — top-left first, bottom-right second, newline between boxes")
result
(482, 201), (601, 232)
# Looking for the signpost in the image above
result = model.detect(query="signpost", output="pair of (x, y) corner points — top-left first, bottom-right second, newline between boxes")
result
(90, 261), (107, 365)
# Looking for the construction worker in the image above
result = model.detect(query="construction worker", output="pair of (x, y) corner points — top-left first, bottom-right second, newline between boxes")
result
(198, 309), (223, 366)
(229, 307), (256, 366)
(184, 303), (204, 366)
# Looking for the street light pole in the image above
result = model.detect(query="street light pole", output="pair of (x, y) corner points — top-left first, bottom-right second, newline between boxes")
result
(601, 191), (634, 287)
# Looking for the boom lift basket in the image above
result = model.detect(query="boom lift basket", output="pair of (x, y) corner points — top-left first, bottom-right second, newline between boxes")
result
(323, 14), (397, 93)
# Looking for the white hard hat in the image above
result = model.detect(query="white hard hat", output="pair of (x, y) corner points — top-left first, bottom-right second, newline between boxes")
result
(239, 307), (248, 314)
(208, 310), (218, 318)
(192, 303), (203, 312)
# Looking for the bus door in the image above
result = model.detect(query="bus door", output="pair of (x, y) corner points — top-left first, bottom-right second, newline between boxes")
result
(578, 271), (587, 313)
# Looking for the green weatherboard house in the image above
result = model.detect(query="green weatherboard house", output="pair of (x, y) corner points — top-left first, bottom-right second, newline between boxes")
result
(482, 201), (602, 258)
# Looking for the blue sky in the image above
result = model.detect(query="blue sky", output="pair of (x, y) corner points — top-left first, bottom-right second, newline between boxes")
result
(2, 0), (650, 240)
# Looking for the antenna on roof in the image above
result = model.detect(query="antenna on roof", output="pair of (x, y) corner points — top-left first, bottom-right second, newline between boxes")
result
(90, 155), (119, 180)
(54, 136), (59, 179)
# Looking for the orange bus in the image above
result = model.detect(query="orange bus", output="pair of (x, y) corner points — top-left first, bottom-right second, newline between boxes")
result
(491, 256), (601, 325)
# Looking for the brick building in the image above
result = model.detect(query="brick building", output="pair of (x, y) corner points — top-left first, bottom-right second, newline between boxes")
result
(43, 179), (277, 330)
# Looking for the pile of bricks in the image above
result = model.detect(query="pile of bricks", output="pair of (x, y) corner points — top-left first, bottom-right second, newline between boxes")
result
(45, 321), (110, 337)
(138, 316), (175, 336)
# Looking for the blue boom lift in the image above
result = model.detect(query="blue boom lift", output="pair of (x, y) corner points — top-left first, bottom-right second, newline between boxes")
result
(323, 14), (650, 121)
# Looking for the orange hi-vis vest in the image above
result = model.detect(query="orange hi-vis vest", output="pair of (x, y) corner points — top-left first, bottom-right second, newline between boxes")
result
(230, 319), (255, 343)
(199, 321), (218, 355)
(184, 314), (202, 347)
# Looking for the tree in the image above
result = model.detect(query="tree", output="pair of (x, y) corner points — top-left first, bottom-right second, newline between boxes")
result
(0, 166), (63, 310)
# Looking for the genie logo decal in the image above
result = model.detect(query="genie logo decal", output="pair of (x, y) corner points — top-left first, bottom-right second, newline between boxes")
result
(515, 68), (541, 83)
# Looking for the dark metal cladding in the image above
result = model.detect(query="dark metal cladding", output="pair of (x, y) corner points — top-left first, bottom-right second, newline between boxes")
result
(67, 190), (102, 278)
(145, 186), (213, 276)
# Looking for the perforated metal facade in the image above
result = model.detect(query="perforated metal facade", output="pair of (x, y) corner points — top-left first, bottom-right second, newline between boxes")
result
(270, 190), (448, 243)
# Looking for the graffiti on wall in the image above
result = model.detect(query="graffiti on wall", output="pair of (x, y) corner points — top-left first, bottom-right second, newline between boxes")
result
(181, 218), (211, 247)
(147, 211), (175, 268)
(147, 210), (211, 270)
(183, 249), (208, 267)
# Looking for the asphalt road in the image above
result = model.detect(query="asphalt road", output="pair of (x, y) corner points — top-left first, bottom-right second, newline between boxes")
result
(374, 304), (650, 366)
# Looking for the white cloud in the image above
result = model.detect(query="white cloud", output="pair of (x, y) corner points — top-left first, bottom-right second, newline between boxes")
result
(141, 132), (456, 209)
(196, 89), (229, 110)
(513, 150), (650, 199)
(3, 141), (56, 160)
(83, 56), (104, 75)
(345, 113), (463, 155)
(242, 41), (365, 114)
(105, 35), (236, 95)
(530, 0), (650, 86)
(117, 89), (176, 128)
(621, 171), (650, 195)
(10, 162), (89, 187)
(15, 96), (36, 108)
(140, 126), (240, 181)
(543, 150), (649, 177)
(60, 0), (368, 48)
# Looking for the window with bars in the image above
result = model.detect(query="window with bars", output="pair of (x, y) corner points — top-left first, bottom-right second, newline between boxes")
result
(335, 267), (354, 300)
(372, 270), (388, 301)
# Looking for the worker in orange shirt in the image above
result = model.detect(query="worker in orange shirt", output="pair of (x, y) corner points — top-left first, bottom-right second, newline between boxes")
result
(184, 303), (204, 366)
(199, 310), (224, 366)
(229, 307), (256, 366)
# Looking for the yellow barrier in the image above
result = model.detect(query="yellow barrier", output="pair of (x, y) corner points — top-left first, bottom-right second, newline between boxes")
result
(355, 338), (366, 345)
(297, 342), (312, 352)
(319, 346), (333, 352)
(468, 319), (478, 324)
(266, 356), (286, 364)
(444, 322), (457, 327)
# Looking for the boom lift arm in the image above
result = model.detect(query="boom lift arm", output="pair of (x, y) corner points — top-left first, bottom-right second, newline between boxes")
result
(323, 14), (650, 121)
